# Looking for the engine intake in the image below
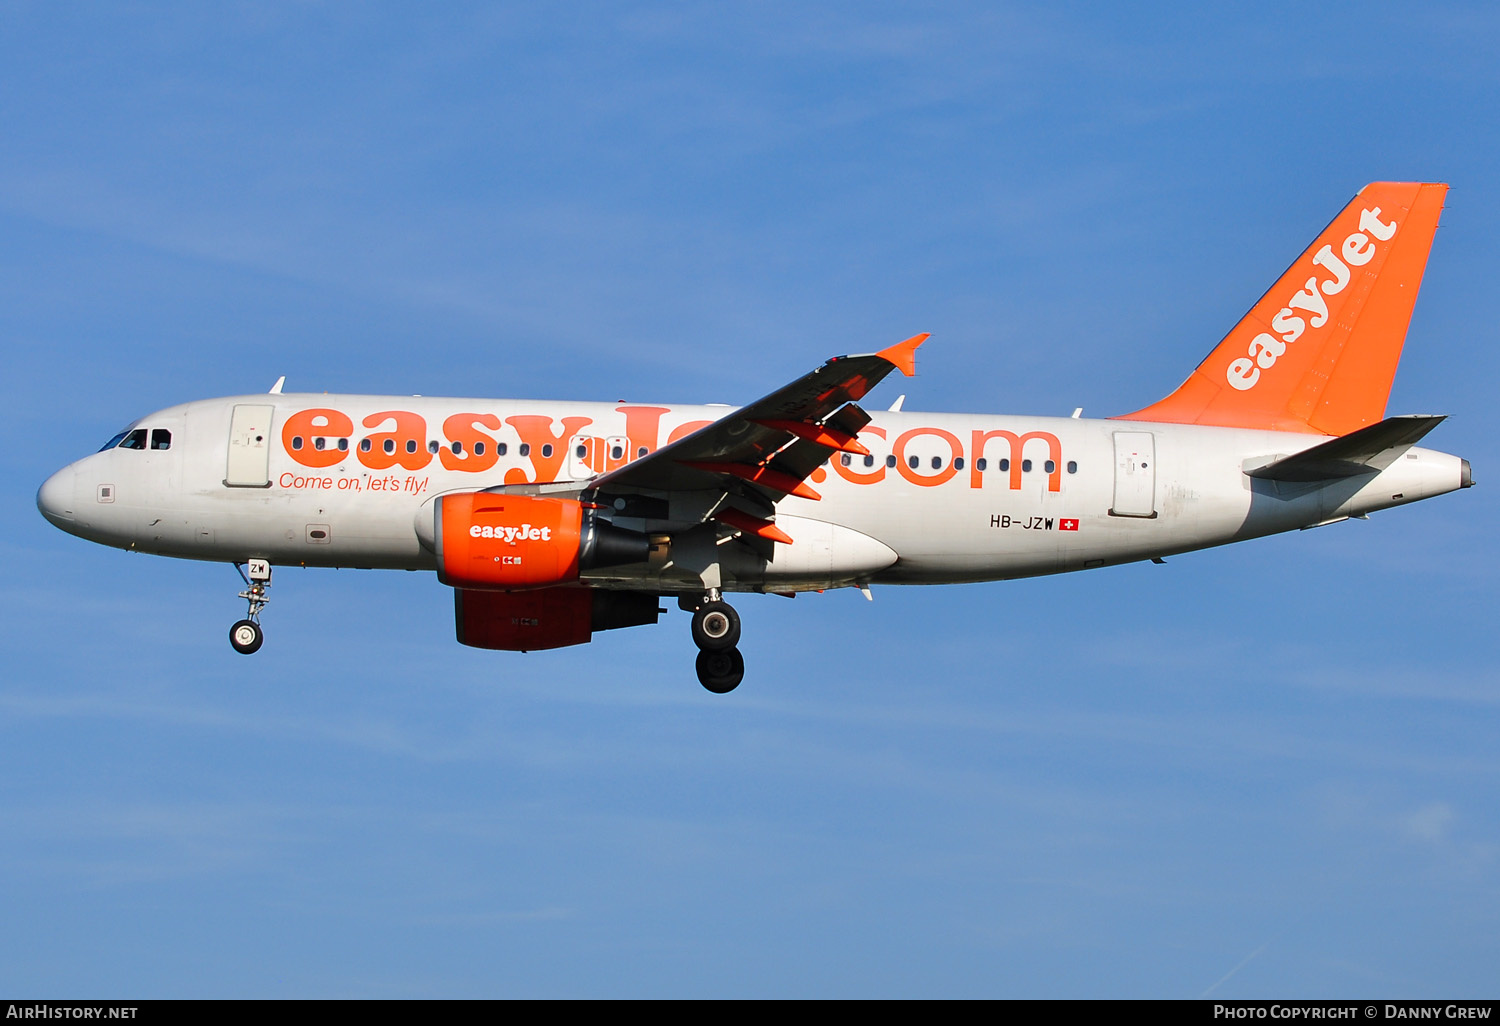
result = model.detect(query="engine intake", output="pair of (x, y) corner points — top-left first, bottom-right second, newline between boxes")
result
(433, 492), (648, 590)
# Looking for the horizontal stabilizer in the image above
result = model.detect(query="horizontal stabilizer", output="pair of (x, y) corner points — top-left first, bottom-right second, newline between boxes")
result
(1246, 415), (1445, 482)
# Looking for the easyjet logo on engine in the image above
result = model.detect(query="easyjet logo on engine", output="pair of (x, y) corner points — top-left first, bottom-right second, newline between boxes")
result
(469, 523), (552, 543)
(1225, 206), (1398, 392)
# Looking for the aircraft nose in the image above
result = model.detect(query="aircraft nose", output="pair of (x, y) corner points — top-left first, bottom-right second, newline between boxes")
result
(37, 466), (78, 527)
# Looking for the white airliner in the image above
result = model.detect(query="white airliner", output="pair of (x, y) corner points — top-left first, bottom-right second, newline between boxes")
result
(37, 183), (1471, 692)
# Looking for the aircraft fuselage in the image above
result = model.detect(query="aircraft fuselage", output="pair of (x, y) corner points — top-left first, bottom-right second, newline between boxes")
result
(33, 183), (1472, 692)
(38, 394), (1468, 593)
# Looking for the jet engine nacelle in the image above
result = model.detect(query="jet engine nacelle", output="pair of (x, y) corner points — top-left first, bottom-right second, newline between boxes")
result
(431, 492), (648, 590)
(455, 586), (662, 651)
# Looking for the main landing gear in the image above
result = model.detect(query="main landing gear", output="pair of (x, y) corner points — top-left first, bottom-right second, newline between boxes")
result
(230, 559), (272, 655)
(688, 590), (744, 693)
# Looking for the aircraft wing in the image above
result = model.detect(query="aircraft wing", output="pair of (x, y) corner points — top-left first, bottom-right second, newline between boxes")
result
(583, 333), (927, 526)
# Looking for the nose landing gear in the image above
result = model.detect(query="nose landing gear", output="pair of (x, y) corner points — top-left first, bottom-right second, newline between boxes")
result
(230, 559), (271, 655)
(230, 618), (263, 655)
(689, 590), (744, 693)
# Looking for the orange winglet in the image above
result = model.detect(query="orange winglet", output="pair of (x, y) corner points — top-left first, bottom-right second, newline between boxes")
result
(752, 419), (871, 456)
(876, 332), (928, 377)
(713, 508), (794, 545)
(682, 460), (822, 501)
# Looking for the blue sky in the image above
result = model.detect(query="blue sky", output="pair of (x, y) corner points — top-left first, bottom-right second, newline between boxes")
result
(2, 2), (1498, 997)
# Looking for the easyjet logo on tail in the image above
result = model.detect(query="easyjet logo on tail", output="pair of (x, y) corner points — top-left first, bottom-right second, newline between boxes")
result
(1226, 206), (1398, 392)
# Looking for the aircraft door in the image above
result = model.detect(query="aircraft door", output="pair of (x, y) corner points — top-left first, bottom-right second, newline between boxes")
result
(1110, 431), (1156, 518)
(567, 434), (634, 479)
(606, 435), (631, 472)
(225, 404), (274, 488)
(567, 434), (597, 479)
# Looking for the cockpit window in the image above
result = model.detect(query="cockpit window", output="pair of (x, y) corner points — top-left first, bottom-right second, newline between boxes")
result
(118, 429), (148, 450)
(99, 430), (130, 452)
(151, 429), (172, 450)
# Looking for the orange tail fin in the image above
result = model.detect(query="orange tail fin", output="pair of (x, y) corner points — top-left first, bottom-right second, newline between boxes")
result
(1116, 182), (1448, 436)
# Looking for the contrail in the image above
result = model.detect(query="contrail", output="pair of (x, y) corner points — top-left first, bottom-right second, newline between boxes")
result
(1201, 943), (1269, 997)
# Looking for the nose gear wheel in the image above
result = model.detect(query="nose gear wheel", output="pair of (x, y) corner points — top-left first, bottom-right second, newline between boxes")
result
(230, 561), (271, 655)
(230, 619), (263, 654)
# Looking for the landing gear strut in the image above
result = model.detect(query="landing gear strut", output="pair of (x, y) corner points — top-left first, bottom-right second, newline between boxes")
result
(689, 590), (744, 693)
(230, 559), (271, 655)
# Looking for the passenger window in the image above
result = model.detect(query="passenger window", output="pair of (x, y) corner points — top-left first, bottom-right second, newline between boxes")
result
(519, 444), (531, 457)
(428, 440), (439, 453)
(289, 436), (303, 451)
(576, 444), (587, 458)
(886, 455), (897, 468)
(611, 445), (623, 460)
(474, 441), (486, 456)
(337, 438), (348, 451)
(863, 455), (874, 468)
(453, 441), (463, 455)
(637, 446), (648, 458)
(976, 457), (987, 472)
(1044, 460), (1055, 474)
(497, 443), (507, 456)
(406, 439), (418, 454)
(841, 454), (852, 467)
(930, 456), (942, 470)
(1022, 459), (1032, 472)
(954, 457), (964, 470)
(383, 439), (395, 454)
(151, 429), (172, 450)
(542, 444), (553, 458)
(313, 437), (326, 450)
(360, 438), (372, 452)
(1067, 461), (1077, 474)
(908, 455), (920, 469)
(998, 458), (1009, 472)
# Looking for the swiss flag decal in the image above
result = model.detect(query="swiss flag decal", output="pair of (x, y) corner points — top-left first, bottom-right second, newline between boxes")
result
(1059, 518), (1079, 532)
